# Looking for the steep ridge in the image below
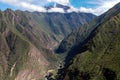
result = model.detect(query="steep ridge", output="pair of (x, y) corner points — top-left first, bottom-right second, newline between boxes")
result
(56, 2), (120, 80)
(56, 2), (120, 60)
(0, 9), (95, 80)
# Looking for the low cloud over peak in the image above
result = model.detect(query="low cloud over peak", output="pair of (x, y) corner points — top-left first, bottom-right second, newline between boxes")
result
(0, 0), (119, 15)
(47, 0), (69, 5)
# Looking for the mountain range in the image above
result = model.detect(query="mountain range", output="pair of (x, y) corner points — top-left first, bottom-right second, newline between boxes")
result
(1, 1), (120, 80)
(0, 7), (95, 80)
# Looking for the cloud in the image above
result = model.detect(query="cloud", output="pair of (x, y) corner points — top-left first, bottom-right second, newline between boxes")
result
(79, 7), (94, 13)
(47, 7), (65, 13)
(0, 0), (119, 15)
(96, 0), (120, 15)
(0, 0), (69, 12)
(49, 0), (120, 15)
(0, 0), (47, 12)
(20, 2), (46, 12)
(67, 6), (79, 13)
(47, 0), (69, 5)
(85, 0), (120, 15)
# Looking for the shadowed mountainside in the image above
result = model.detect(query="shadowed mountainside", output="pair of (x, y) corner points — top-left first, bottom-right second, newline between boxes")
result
(56, 2), (120, 61)
(56, 2), (120, 80)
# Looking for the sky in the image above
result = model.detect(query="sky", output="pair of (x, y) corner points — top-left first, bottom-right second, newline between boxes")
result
(0, 0), (119, 15)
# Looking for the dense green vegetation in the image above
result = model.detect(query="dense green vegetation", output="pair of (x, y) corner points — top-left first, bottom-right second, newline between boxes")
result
(57, 2), (120, 80)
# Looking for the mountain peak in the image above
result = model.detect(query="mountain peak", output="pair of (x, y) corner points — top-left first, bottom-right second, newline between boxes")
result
(44, 2), (70, 11)
(4, 8), (13, 12)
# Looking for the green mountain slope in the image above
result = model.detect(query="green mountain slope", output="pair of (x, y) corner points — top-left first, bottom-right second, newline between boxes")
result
(0, 9), (95, 80)
(56, 2), (120, 60)
(57, 2), (120, 80)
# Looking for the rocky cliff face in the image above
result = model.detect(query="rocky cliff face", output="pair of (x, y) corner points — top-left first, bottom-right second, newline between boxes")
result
(0, 9), (48, 80)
